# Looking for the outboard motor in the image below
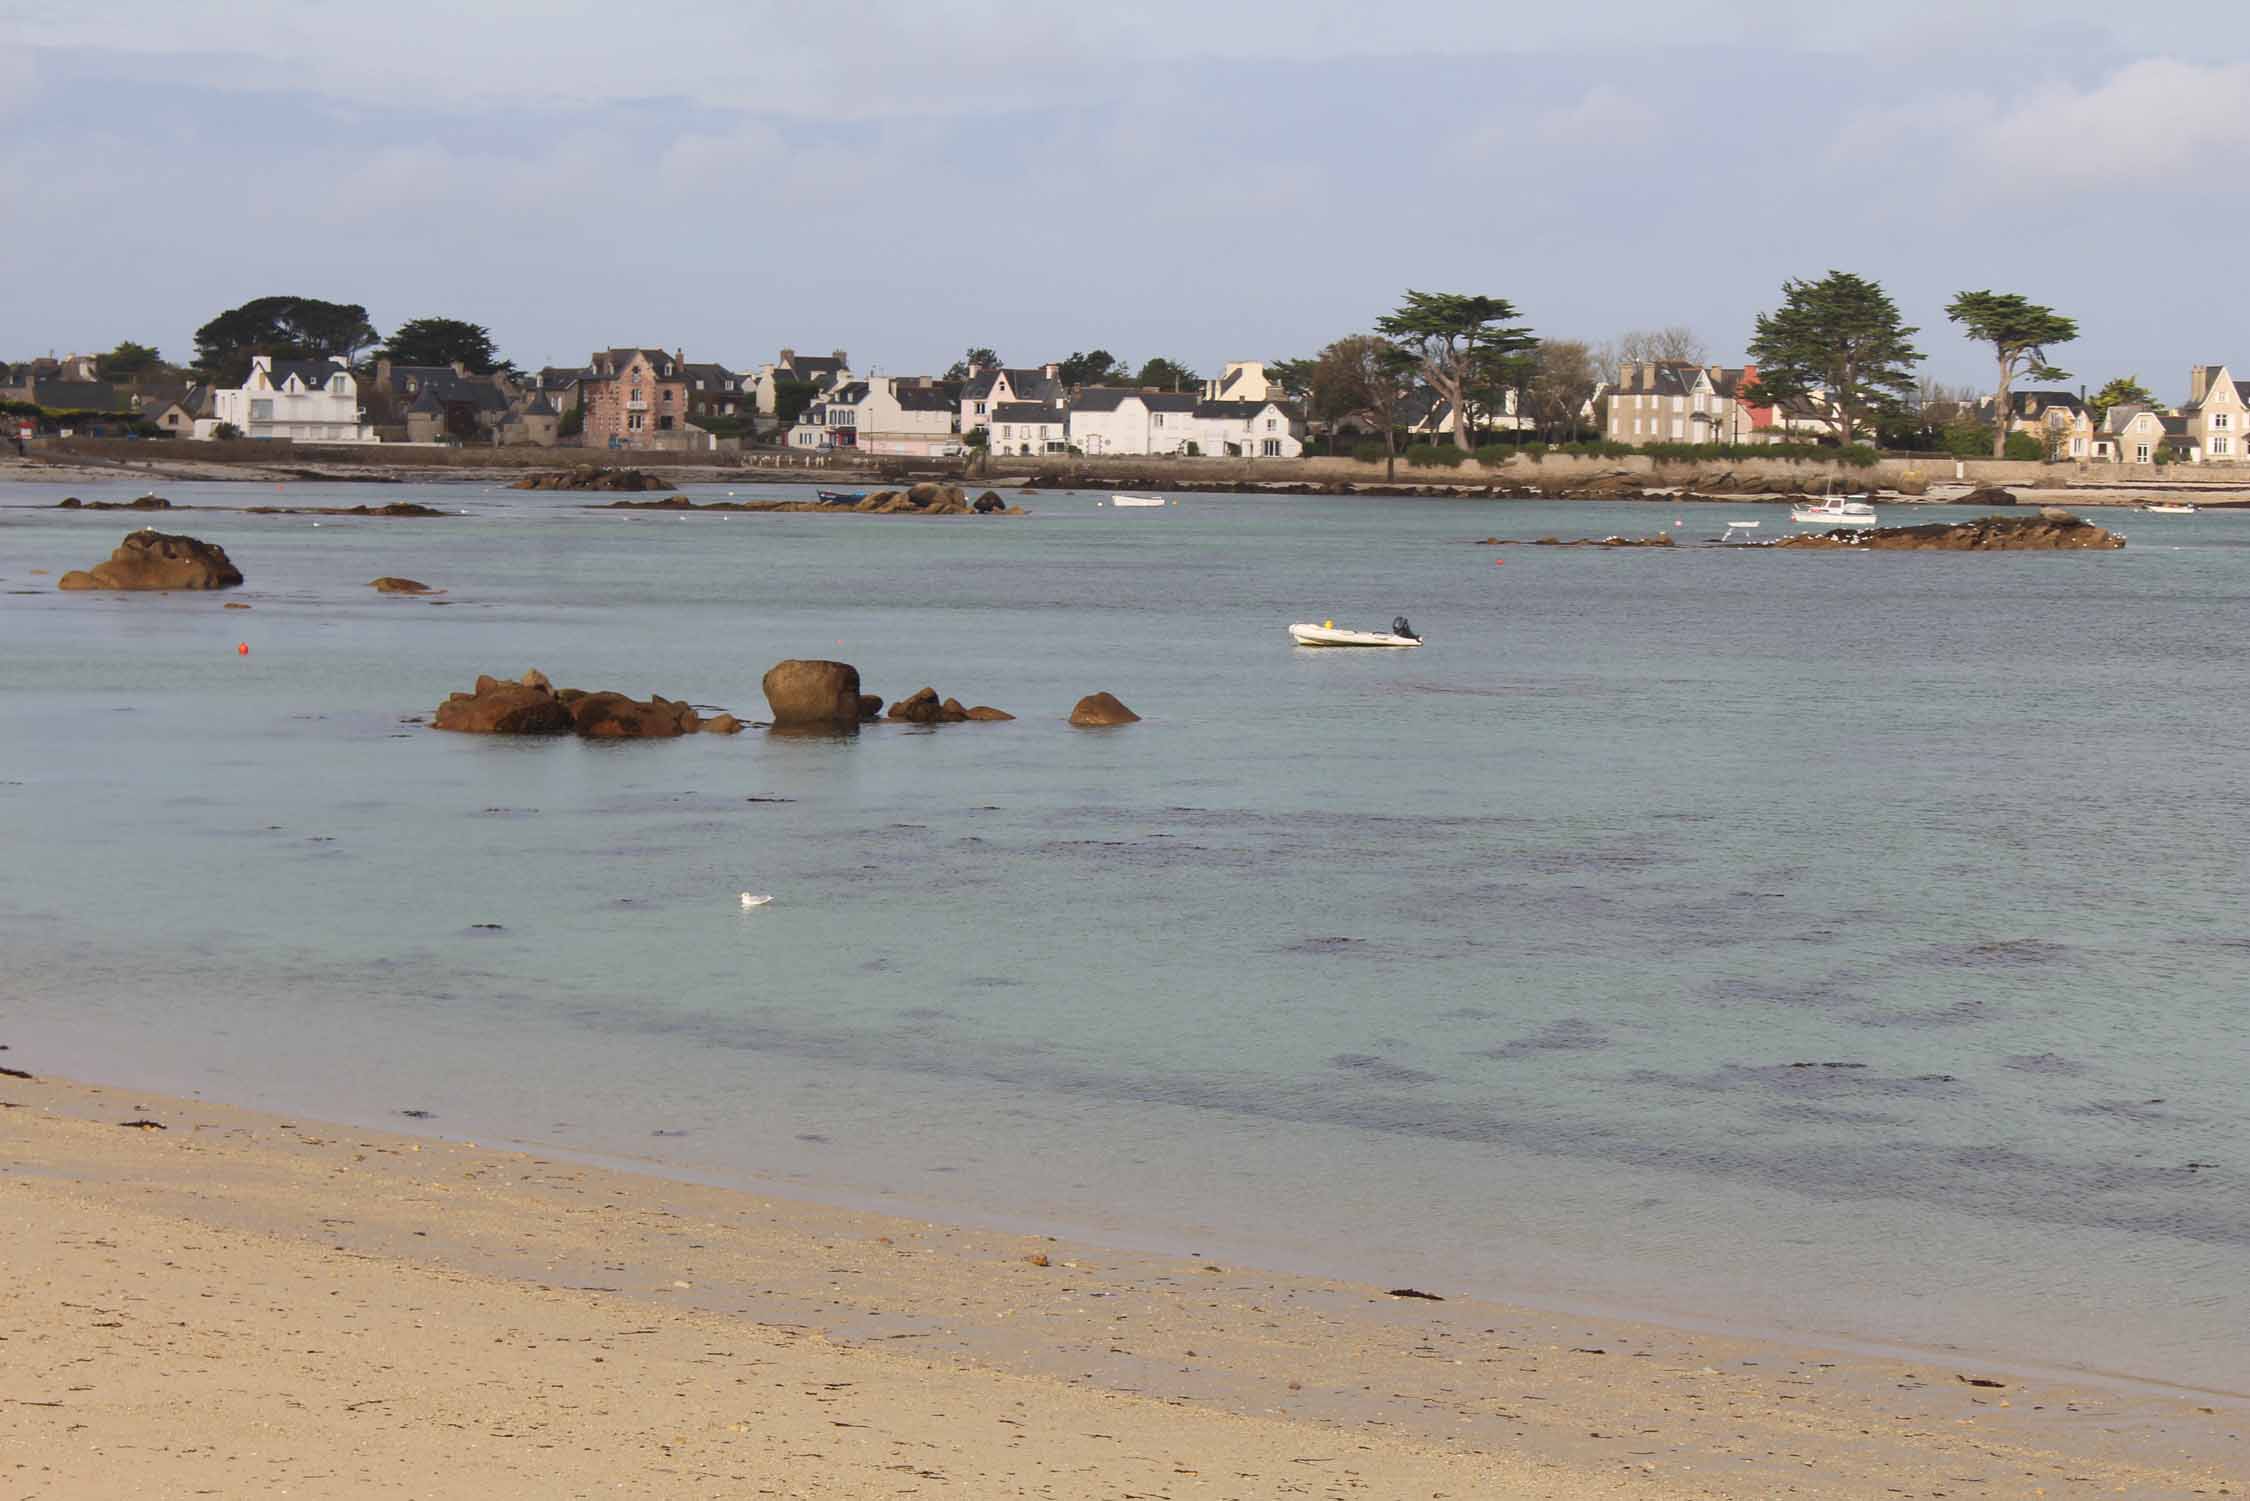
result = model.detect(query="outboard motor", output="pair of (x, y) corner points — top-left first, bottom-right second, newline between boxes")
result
(1392, 615), (1418, 641)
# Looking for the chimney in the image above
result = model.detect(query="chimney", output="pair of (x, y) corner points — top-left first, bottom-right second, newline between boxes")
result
(832, 349), (848, 366)
(1043, 362), (1059, 379)
(779, 347), (795, 367)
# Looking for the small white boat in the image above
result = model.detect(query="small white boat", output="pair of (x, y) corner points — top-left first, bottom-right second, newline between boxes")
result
(2141, 501), (2199, 514)
(1109, 493), (1168, 508)
(1289, 620), (1423, 649)
(1716, 520), (1764, 544)
(1790, 496), (1878, 526)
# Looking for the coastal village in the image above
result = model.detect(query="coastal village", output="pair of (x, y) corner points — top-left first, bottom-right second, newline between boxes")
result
(8, 287), (2244, 475)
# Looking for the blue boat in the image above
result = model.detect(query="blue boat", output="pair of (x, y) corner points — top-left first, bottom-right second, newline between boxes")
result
(817, 488), (866, 504)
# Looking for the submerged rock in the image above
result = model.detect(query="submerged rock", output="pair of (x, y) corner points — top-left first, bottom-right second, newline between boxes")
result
(369, 576), (433, 593)
(57, 530), (243, 590)
(510, 465), (675, 492)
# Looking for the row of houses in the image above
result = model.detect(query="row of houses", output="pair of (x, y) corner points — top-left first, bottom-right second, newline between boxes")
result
(783, 360), (1308, 459)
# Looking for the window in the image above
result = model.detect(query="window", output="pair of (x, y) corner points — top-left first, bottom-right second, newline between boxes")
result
(629, 386), (642, 403)
(1670, 419), (1683, 438)
(250, 399), (273, 421)
(1001, 426), (1012, 439)
(1153, 413), (1164, 427)
(659, 415), (673, 431)
(2215, 436), (2232, 456)
(1672, 396), (1684, 412)
(662, 389), (674, 404)
(628, 412), (644, 431)
(1266, 417), (1277, 430)
(2135, 442), (2151, 462)
(1262, 438), (1281, 456)
(2217, 412), (2232, 429)
(974, 401), (986, 415)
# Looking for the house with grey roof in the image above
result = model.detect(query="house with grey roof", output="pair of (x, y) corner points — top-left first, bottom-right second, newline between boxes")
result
(783, 376), (960, 455)
(206, 355), (376, 443)
(1604, 361), (1773, 445)
(989, 400), (1067, 455)
(960, 364), (1063, 437)
(2174, 364), (2250, 462)
(752, 348), (853, 433)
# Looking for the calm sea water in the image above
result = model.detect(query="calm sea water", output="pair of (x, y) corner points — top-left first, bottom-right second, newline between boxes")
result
(3, 477), (2244, 1393)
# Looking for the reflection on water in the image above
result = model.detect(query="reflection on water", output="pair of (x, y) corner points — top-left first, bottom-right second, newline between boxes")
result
(2, 479), (2246, 1390)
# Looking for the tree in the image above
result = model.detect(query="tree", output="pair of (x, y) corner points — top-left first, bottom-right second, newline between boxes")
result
(1744, 271), (1921, 447)
(1470, 343), (1540, 446)
(1055, 349), (1126, 388)
(1616, 326), (1705, 366)
(193, 296), (379, 387)
(380, 317), (508, 373)
(2089, 375), (2159, 421)
(944, 347), (1001, 382)
(1945, 290), (2077, 459)
(1527, 339), (1598, 441)
(1301, 335), (1416, 479)
(772, 377), (820, 430)
(1376, 290), (1536, 452)
(96, 341), (164, 380)
(1133, 357), (1196, 391)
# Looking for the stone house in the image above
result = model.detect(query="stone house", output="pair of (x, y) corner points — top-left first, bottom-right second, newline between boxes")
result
(1605, 361), (1767, 445)
(960, 365), (1063, 436)
(682, 362), (747, 424)
(206, 355), (376, 442)
(578, 347), (689, 448)
(2090, 405), (2189, 464)
(1976, 389), (2093, 459)
(751, 348), (851, 430)
(1199, 361), (1274, 403)
(2178, 365), (2250, 462)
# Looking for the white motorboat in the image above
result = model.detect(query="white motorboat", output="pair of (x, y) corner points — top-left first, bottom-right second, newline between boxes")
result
(1789, 496), (1878, 526)
(1716, 519), (1764, 544)
(1289, 619), (1423, 648)
(1109, 493), (1169, 508)
(2141, 501), (2199, 514)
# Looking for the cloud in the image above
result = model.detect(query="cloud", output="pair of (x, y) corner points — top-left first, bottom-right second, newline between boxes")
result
(1838, 59), (2250, 190)
(1532, 85), (1658, 146)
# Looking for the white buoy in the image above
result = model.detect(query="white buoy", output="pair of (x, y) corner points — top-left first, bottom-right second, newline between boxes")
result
(739, 892), (773, 909)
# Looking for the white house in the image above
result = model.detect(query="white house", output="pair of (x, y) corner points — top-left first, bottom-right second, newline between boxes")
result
(751, 348), (851, 433)
(989, 401), (1067, 455)
(1189, 399), (1305, 458)
(960, 365), (1063, 435)
(785, 376), (961, 455)
(1067, 388), (1193, 455)
(204, 355), (377, 443)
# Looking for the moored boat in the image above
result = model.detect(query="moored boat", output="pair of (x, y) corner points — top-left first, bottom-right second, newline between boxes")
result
(1790, 496), (1878, 526)
(2141, 501), (2199, 514)
(816, 489), (866, 504)
(1289, 617), (1423, 648)
(1109, 493), (1169, 508)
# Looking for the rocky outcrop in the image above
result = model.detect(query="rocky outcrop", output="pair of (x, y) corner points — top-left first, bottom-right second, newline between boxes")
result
(1957, 485), (2019, 507)
(432, 674), (575, 735)
(1069, 691), (1140, 726)
(1775, 512), (2124, 551)
(369, 576), (434, 593)
(964, 705), (1015, 721)
(857, 693), (885, 722)
(973, 491), (1007, 514)
(761, 659), (864, 729)
(432, 671), (717, 738)
(57, 530), (243, 590)
(57, 494), (170, 510)
(597, 489), (1023, 517)
(887, 687), (966, 724)
(567, 691), (700, 738)
(510, 466), (675, 492)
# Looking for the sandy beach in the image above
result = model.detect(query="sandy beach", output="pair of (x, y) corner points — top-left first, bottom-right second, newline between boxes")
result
(1, 1070), (2237, 1499)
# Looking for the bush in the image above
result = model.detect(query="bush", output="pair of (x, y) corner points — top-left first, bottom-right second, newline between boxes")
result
(1404, 443), (1468, 468)
(212, 422), (243, 441)
(2003, 431), (2044, 461)
(558, 405), (584, 437)
(1351, 440), (1388, 464)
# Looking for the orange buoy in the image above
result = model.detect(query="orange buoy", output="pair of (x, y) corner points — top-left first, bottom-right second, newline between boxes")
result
(1493, 558), (1505, 566)
(236, 642), (249, 655)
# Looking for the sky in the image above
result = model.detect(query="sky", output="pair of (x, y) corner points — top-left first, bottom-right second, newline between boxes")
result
(4, 0), (2246, 397)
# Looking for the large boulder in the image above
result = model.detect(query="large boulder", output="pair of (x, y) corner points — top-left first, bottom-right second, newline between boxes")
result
(762, 659), (864, 729)
(1069, 691), (1140, 726)
(1958, 485), (2018, 506)
(432, 675), (575, 735)
(857, 693), (885, 721)
(370, 576), (433, 593)
(57, 530), (242, 591)
(963, 704), (1015, 721)
(973, 491), (1007, 514)
(568, 691), (699, 738)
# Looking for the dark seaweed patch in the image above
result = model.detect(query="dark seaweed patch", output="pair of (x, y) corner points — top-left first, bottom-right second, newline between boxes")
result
(1474, 1018), (1610, 1059)
(1328, 1053), (1439, 1085)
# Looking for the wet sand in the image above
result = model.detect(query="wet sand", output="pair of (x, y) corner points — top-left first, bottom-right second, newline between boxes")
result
(2, 1071), (2237, 1498)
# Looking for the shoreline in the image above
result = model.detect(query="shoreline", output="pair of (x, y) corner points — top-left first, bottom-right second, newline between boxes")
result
(3, 1065), (2238, 1497)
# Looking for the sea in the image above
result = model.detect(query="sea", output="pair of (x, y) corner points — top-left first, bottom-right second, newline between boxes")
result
(3, 476), (2244, 1396)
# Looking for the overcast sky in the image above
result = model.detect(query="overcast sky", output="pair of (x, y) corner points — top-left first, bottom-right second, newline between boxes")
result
(4, 1), (2245, 395)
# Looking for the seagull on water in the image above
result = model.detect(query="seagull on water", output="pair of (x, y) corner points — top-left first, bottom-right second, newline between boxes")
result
(739, 892), (774, 909)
